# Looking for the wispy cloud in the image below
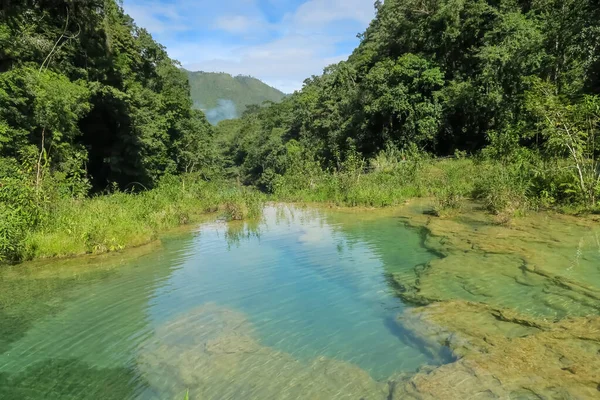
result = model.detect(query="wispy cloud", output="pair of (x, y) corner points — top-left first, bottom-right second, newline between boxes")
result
(123, 0), (375, 92)
(213, 15), (267, 34)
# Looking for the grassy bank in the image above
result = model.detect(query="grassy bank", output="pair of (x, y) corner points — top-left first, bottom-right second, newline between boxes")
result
(272, 157), (472, 208)
(1, 173), (264, 264)
(2, 152), (598, 266)
(271, 151), (599, 220)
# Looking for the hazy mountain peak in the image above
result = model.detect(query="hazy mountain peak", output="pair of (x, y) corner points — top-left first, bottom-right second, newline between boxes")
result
(185, 70), (286, 124)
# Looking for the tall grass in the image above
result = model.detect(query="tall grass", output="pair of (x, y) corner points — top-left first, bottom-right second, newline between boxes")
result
(272, 155), (478, 208)
(271, 148), (598, 220)
(3, 147), (597, 265)
(3, 174), (264, 262)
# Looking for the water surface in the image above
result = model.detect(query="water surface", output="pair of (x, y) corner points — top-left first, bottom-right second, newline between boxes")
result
(0, 205), (450, 399)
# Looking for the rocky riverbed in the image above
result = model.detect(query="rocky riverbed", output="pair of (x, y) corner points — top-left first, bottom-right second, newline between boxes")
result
(137, 202), (600, 399)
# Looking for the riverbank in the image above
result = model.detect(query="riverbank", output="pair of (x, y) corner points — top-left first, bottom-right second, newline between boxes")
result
(3, 156), (599, 267)
(270, 156), (600, 218)
(1, 175), (264, 264)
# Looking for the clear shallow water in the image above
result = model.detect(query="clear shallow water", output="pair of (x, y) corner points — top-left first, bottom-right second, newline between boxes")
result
(0, 205), (450, 399)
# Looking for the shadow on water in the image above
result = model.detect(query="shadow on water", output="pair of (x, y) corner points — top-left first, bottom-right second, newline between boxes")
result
(0, 358), (146, 400)
(0, 269), (118, 355)
(412, 224), (447, 260)
(383, 315), (456, 367)
(384, 271), (432, 306)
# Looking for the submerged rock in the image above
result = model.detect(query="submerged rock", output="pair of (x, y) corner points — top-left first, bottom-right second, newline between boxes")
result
(365, 202), (600, 398)
(135, 204), (600, 399)
(391, 301), (600, 399)
(137, 303), (389, 399)
(393, 201), (600, 319)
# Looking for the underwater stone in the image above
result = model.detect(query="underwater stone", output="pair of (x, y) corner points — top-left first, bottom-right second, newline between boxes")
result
(391, 300), (600, 399)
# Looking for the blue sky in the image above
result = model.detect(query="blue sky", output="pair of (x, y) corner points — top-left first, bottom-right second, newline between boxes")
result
(122, 0), (376, 93)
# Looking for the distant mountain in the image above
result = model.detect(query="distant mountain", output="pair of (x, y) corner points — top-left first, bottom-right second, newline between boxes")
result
(185, 71), (286, 124)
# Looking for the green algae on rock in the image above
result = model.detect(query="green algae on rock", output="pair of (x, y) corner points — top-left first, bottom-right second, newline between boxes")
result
(390, 201), (600, 319)
(365, 200), (600, 399)
(0, 359), (144, 400)
(392, 300), (600, 399)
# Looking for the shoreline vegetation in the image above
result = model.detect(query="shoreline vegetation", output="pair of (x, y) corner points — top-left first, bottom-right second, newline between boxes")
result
(1, 173), (264, 263)
(3, 153), (598, 266)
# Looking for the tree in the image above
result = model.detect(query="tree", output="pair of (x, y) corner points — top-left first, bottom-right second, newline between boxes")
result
(527, 80), (600, 205)
(1, 0), (214, 190)
(361, 54), (444, 151)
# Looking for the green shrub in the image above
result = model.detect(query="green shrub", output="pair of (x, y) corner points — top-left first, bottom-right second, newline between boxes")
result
(0, 205), (29, 263)
(472, 161), (530, 220)
(433, 189), (464, 217)
(20, 175), (265, 260)
(0, 158), (40, 262)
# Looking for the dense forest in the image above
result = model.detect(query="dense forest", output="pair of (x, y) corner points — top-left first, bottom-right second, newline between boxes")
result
(0, 0), (215, 191)
(1, 0), (600, 264)
(187, 71), (286, 124)
(217, 0), (600, 204)
(0, 0), (230, 263)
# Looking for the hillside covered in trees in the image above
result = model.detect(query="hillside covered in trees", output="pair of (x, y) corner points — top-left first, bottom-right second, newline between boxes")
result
(0, 0), (214, 192)
(216, 0), (600, 208)
(186, 71), (286, 124)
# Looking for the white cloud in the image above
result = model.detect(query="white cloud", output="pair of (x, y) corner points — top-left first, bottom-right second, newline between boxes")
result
(213, 15), (266, 34)
(183, 34), (348, 93)
(125, 2), (188, 33)
(123, 0), (376, 92)
(290, 0), (374, 26)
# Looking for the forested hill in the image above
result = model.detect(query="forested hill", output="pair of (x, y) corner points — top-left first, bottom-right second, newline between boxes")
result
(218, 0), (600, 198)
(0, 0), (213, 191)
(186, 71), (286, 124)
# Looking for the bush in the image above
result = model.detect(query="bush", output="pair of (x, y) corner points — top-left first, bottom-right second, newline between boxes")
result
(0, 205), (29, 263)
(0, 158), (40, 263)
(472, 160), (531, 222)
(433, 189), (464, 217)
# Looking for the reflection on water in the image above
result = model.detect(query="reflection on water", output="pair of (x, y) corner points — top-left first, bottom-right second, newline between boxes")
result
(3, 204), (597, 399)
(0, 205), (450, 399)
(145, 206), (446, 380)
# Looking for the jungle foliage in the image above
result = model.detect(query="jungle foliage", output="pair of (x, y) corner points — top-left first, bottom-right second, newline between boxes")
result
(0, 0), (222, 263)
(215, 0), (600, 213)
(0, 0), (214, 191)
